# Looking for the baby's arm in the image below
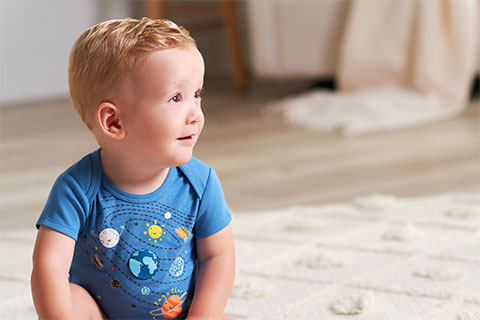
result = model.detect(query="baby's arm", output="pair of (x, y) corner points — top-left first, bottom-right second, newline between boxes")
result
(32, 226), (105, 319)
(31, 226), (76, 318)
(188, 224), (235, 320)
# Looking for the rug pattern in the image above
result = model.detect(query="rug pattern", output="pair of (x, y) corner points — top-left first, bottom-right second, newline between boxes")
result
(1, 193), (479, 319)
(227, 193), (480, 320)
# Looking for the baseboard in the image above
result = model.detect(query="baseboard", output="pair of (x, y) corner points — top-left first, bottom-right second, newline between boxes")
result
(310, 75), (480, 101)
(470, 75), (480, 100)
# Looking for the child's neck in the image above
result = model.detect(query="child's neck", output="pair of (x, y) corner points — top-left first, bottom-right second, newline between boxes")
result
(100, 149), (170, 195)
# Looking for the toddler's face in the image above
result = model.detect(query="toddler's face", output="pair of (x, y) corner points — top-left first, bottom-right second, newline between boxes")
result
(119, 46), (205, 168)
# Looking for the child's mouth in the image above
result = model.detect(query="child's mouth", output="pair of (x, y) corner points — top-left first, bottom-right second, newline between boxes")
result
(177, 134), (195, 141)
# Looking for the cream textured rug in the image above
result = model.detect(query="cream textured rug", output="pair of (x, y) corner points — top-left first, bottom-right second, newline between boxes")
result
(1, 192), (479, 319)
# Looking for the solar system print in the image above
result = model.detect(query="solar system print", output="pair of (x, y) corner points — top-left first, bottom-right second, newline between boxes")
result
(73, 192), (197, 319)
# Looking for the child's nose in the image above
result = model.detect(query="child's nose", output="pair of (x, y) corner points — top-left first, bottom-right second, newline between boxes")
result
(186, 102), (203, 125)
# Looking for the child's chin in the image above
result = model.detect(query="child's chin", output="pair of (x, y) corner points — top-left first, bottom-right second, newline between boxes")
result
(174, 154), (193, 167)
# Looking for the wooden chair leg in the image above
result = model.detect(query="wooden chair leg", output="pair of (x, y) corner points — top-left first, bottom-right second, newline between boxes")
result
(145, 0), (248, 92)
(146, 0), (165, 19)
(221, 0), (248, 91)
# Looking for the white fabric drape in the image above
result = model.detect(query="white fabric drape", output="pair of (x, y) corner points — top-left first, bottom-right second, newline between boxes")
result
(250, 0), (479, 136)
(247, 1), (349, 78)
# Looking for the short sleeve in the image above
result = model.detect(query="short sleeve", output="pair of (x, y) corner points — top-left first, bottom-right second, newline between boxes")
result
(194, 168), (231, 238)
(36, 172), (90, 241)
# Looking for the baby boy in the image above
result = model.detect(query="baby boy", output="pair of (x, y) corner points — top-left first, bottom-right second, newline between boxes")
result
(31, 17), (235, 319)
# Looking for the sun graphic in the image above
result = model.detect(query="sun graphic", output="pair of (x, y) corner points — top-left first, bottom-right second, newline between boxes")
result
(144, 220), (165, 242)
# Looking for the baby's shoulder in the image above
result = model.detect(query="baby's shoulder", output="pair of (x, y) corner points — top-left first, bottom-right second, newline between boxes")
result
(58, 149), (102, 199)
(178, 157), (213, 199)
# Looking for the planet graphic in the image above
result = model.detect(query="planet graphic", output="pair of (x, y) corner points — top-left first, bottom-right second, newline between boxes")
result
(99, 228), (120, 248)
(141, 286), (151, 296)
(110, 279), (120, 288)
(150, 292), (187, 318)
(169, 257), (185, 277)
(91, 253), (104, 269)
(128, 249), (159, 280)
(160, 295), (183, 319)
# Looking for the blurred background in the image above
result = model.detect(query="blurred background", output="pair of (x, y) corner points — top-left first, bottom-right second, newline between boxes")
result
(1, 0), (479, 230)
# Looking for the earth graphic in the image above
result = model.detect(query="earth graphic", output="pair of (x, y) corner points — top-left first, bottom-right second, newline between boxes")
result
(129, 249), (159, 280)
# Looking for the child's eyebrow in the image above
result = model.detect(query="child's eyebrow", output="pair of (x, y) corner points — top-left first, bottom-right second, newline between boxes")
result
(168, 80), (204, 91)
(170, 80), (189, 88)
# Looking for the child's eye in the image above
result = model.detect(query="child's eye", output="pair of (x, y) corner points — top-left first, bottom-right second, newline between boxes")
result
(169, 94), (182, 103)
(194, 89), (203, 99)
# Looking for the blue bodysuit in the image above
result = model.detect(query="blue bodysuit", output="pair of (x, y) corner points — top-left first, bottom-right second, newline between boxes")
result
(36, 149), (231, 319)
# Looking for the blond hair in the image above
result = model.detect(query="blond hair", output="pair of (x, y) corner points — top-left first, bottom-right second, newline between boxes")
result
(68, 17), (196, 128)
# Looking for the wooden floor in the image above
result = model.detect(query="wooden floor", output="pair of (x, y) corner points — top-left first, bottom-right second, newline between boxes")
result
(1, 79), (479, 229)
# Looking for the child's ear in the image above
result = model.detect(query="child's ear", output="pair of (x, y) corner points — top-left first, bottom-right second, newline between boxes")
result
(96, 102), (125, 140)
